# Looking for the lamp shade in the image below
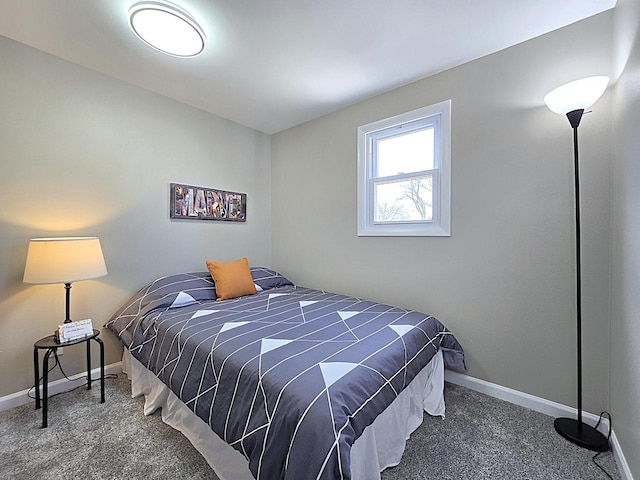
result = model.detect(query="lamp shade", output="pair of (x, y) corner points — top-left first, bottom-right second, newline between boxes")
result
(23, 237), (107, 285)
(544, 76), (609, 115)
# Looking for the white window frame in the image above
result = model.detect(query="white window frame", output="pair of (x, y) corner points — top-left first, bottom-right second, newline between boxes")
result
(357, 100), (451, 237)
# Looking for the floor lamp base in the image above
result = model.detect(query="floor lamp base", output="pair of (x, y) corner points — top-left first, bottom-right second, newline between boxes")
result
(554, 417), (609, 452)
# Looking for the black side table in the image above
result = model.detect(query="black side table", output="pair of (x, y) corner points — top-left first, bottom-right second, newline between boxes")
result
(33, 329), (105, 428)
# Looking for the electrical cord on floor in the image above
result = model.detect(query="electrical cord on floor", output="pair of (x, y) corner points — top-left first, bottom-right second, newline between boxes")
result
(592, 411), (614, 480)
(28, 349), (117, 400)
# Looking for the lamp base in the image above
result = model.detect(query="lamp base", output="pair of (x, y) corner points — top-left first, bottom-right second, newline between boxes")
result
(554, 417), (608, 452)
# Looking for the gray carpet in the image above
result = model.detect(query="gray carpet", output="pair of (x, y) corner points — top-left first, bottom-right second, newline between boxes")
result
(0, 374), (621, 479)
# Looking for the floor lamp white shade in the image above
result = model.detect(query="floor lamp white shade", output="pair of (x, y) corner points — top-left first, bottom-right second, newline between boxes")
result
(544, 76), (609, 115)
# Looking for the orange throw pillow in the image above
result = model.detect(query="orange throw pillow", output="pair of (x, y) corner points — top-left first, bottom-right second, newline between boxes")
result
(205, 257), (257, 301)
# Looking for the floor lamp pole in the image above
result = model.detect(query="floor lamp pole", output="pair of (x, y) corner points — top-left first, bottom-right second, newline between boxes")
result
(552, 109), (608, 452)
(572, 118), (583, 429)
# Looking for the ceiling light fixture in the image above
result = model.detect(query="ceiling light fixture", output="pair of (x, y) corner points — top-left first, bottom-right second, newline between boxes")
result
(128, 1), (205, 57)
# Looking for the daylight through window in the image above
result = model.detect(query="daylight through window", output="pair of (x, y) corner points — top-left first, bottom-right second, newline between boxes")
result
(357, 100), (451, 236)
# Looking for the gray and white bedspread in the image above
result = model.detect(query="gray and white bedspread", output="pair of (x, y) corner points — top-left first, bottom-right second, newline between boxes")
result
(106, 268), (464, 480)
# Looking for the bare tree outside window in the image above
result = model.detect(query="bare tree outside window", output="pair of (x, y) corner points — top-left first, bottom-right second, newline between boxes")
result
(376, 202), (407, 221)
(398, 177), (433, 220)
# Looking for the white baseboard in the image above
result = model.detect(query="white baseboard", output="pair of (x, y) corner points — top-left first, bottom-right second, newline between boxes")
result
(445, 370), (634, 480)
(610, 430), (636, 480)
(0, 361), (122, 412)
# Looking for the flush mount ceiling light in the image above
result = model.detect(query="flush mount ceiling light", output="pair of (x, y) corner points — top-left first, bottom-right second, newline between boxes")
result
(129, 1), (205, 57)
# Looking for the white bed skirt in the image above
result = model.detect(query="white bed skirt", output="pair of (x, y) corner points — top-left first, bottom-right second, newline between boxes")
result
(122, 349), (445, 480)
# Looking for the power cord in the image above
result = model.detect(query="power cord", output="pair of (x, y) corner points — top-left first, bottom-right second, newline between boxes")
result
(29, 349), (117, 400)
(592, 411), (614, 480)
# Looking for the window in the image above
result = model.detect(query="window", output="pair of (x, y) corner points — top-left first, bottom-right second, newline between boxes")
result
(357, 100), (451, 236)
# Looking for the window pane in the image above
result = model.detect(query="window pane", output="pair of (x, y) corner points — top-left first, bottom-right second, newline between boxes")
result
(357, 100), (450, 236)
(374, 175), (433, 223)
(376, 127), (434, 177)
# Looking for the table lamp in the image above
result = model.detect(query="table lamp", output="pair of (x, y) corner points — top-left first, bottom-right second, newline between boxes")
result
(23, 237), (107, 324)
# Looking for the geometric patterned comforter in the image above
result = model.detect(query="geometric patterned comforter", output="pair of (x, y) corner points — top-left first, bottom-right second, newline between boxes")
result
(106, 268), (464, 480)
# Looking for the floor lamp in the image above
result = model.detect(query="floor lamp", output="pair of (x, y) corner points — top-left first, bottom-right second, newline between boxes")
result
(543, 76), (609, 451)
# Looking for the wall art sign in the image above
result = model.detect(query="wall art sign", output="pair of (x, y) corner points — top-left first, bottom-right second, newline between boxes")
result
(170, 183), (246, 222)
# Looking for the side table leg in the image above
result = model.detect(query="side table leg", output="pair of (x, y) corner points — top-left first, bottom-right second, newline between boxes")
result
(86, 338), (92, 390)
(42, 349), (54, 428)
(34, 347), (40, 410)
(93, 337), (105, 403)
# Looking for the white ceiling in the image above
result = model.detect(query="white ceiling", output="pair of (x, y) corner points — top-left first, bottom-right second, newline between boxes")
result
(0, 0), (616, 134)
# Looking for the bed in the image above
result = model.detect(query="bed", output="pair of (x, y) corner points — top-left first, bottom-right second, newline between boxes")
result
(106, 267), (464, 480)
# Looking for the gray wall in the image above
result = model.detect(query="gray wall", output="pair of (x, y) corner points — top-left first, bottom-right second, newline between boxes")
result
(0, 36), (272, 397)
(612, 0), (640, 474)
(272, 12), (614, 414)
